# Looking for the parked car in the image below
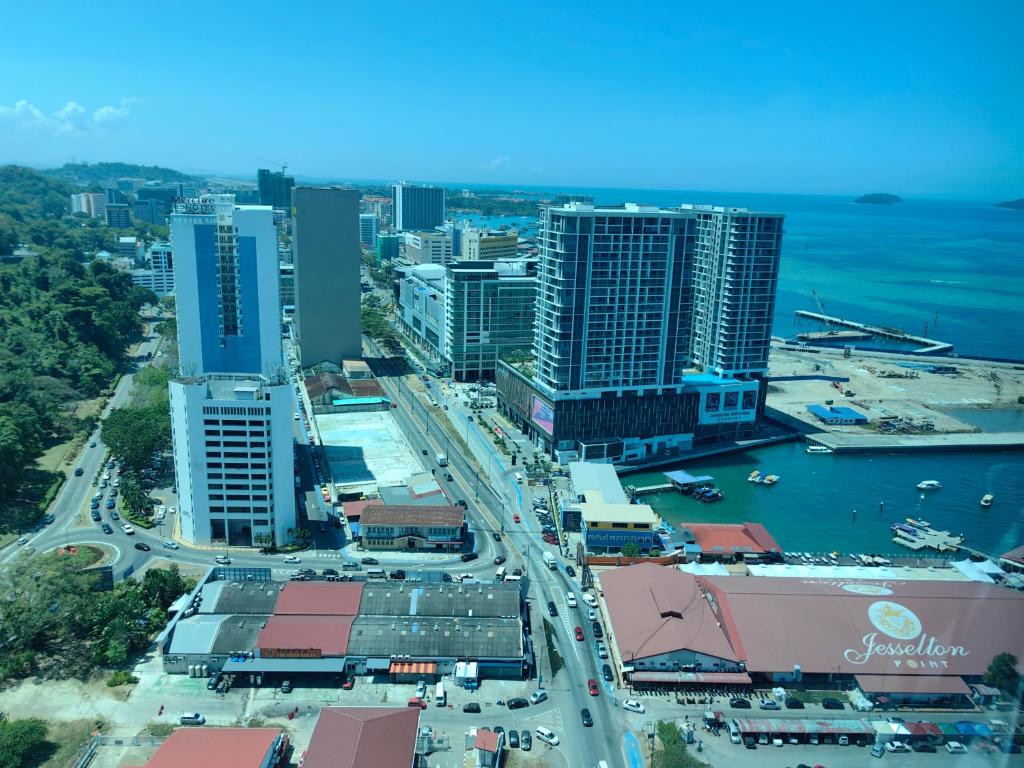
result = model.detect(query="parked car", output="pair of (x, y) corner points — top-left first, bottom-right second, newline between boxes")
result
(415, 680), (427, 698)
(596, 641), (608, 658)
(179, 712), (205, 725)
(592, 621), (603, 638)
(508, 729), (520, 748)
(912, 742), (937, 753)
(520, 730), (532, 751)
(206, 674), (220, 690)
(506, 697), (529, 710)
(463, 702), (481, 713)
(785, 697), (804, 709)
(759, 699), (780, 710)
(744, 736), (757, 749)
(105, 499), (115, 509)
(322, 568), (339, 576)
(622, 699), (645, 714)
(91, 510), (102, 521)
(492, 532), (502, 542)
(283, 555), (301, 564)
(341, 678), (354, 690)
(528, 690), (548, 705)
(730, 698), (751, 709)
(534, 727), (559, 747)
(280, 680), (292, 693)
(134, 542), (151, 551)
(361, 557), (379, 565)
(945, 741), (967, 754)
(565, 565), (576, 577)
(460, 552), (479, 562)
(886, 741), (910, 753)
(822, 697), (844, 710)
(390, 569), (406, 580)
(580, 708), (593, 727)
(602, 664), (614, 682)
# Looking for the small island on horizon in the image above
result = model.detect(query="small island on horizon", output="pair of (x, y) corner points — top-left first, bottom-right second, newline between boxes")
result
(854, 193), (902, 205)
(995, 198), (1024, 211)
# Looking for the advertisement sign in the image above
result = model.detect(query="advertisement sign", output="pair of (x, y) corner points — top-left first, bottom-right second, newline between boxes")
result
(843, 600), (968, 669)
(530, 396), (554, 437)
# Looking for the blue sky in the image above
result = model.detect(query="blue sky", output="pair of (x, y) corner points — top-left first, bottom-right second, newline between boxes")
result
(1, 0), (1021, 198)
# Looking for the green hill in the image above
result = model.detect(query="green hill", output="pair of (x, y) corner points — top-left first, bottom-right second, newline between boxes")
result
(995, 198), (1024, 211)
(43, 161), (200, 186)
(854, 193), (902, 205)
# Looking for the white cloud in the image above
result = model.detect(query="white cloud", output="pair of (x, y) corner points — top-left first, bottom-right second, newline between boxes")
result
(0, 97), (141, 135)
(482, 155), (510, 170)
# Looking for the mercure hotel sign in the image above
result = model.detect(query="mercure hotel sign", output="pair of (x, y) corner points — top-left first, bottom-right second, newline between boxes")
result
(843, 600), (969, 670)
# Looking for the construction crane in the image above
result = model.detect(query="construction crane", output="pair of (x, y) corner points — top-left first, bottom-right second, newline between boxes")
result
(257, 156), (288, 176)
(811, 289), (836, 335)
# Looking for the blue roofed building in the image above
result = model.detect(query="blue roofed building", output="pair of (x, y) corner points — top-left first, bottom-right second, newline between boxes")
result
(806, 404), (868, 425)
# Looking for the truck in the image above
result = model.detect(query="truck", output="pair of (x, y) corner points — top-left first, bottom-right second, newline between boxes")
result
(435, 453), (448, 467)
(543, 551), (557, 570)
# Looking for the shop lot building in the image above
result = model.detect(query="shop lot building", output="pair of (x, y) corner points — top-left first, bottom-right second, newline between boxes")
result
(598, 563), (1024, 705)
(158, 571), (528, 682)
(358, 504), (466, 552)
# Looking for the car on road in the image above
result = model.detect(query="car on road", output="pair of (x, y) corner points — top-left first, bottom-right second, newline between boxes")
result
(134, 542), (151, 551)
(564, 565), (576, 577)
(445, 473), (453, 481)
(463, 702), (481, 713)
(74, 467), (84, 476)
(163, 540), (179, 549)
(785, 697), (804, 709)
(91, 510), (102, 521)
(361, 557), (379, 565)
(730, 698), (751, 709)
(506, 697), (529, 710)
(207, 674), (220, 690)
(283, 555), (301, 564)
(759, 699), (780, 710)
(588, 679), (599, 696)
(90, 500), (100, 510)
(457, 500), (467, 508)
(885, 741), (910, 753)
(574, 626), (584, 641)
(508, 729), (520, 748)
(105, 499), (115, 509)
(592, 621), (603, 638)
(546, 601), (557, 617)
(322, 568), (338, 576)
(416, 680), (427, 698)
(42, 513), (54, 524)
(535, 727), (559, 747)
(215, 554), (231, 564)
(89, 441), (96, 448)
(513, 513), (520, 523)
(101, 523), (113, 534)
(520, 730), (532, 751)
(596, 641), (608, 659)
(622, 699), (645, 714)
(341, 678), (354, 690)
(460, 552), (479, 562)
(580, 708), (593, 727)
(602, 664), (613, 682)
(528, 689), (548, 705)
(512, 568), (522, 576)
(120, 524), (135, 535)
(390, 569), (406, 580)
(494, 556), (506, 565)
(421, 449), (428, 455)
(945, 741), (967, 754)
(822, 697), (844, 710)
(492, 532), (501, 542)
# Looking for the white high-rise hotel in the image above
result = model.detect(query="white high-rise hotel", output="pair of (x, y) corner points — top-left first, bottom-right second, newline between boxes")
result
(168, 195), (295, 547)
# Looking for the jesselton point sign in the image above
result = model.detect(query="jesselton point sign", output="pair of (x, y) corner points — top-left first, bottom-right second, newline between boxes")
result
(843, 600), (969, 670)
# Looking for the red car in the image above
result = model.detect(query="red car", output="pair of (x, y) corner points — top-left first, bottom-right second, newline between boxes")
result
(588, 679), (599, 696)
(513, 513), (521, 523)
(341, 678), (354, 690)
(575, 626), (584, 641)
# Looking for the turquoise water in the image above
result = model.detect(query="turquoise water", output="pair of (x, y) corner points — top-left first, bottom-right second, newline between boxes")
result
(627, 441), (1024, 556)
(944, 408), (1024, 433)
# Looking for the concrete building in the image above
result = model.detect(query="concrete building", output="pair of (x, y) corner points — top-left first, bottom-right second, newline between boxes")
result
(403, 230), (451, 265)
(392, 183), (445, 231)
(130, 241), (175, 297)
(257, 168), (295, 209)
(445, 260), (536, 382)
(359, 505), (465, 552)
(495, 201), (779, 464)
(70, 192), (106, 219)
(135, 185), (180, 225)
(358, 212), (379, 247)
(360, 195), (393, 225)
(279, 263), (294, 315)
(139, 727), (287, 768)
(375, 232), (401, 264)
(292, 187), (362, 367)
(396, 264), (448, 367)
(461, 228), (517, 261)
(169, 374), (295, 547)
(559, 463), (657, 551)
(118, 236), (144, 263)
(170, 195), (282, 378)
(105, 203), (131, 228)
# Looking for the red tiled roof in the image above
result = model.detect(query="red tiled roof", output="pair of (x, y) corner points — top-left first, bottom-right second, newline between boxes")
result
(344, 499), (384, 521)
(303, 707), (420, 768)
(143, 727), (281, 768)
(474, 728), (500, 753)
(600, 564), (738, 664)
(855, 674), (971, 695)
(257, 615), (354, 657)
(684, 522), (781, 554)
(274, 581), (364, 616)
(1000, 545), (1024, 565)
(361, 505), (464, 528)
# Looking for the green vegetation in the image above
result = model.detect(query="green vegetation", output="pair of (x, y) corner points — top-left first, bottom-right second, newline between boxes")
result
(447, 189), (542, 217)
(0, 552), (194, 681)
(0, 716), (50, 768)
(43, 161), (199, 186)
(653, 721), (708, 768)
(361, 294), (399, 349)
(621, 542), (641, 557)
(853, 193), (902, 205)
(106, 670), (139, 687)
(983, 652), (1020, 695)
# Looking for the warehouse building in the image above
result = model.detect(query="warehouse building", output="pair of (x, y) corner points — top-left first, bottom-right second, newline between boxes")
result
(136, 727), (287, 768)
(158, 572), (528, 683)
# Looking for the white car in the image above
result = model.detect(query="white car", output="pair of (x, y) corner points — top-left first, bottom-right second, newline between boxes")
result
(588, 609), (597, 621)
(581, 593), (598, 608)
(596, 642), (608, 659)
(535, 727), (559, 747)
(945, 741), (967, 754)
(283, 555), (301, 564)
(885, 741), (910, 753)
(529, 689), (548, 705)
(416, 680), (427, 698)
(163, 540), (179, 549)
(215, 555), (231, 564)
(169, 506), (176, 515)
(158, 505), (167, 516)
(622, 699), (645, 714)
(120, 524), (135, 535)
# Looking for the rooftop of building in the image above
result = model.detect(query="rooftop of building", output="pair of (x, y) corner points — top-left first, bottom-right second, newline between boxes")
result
(139, 727), (282, 768)
(547, 201), (783, 217)
(360, 505), (464, 529)
(274, 581), (364, 616)
(377, 475), (446, 506)
(580, 496), (658, 526)
(203, 581), (285, 615)
(317, 411), (423, 494)
(474, 728), (501, 753)
(347, 616), (523, 659)
(257, 615), (355, 657)
(358, 581), (521, 619)
(680, 522), (782, 555)
(342, 499), (384, 521)
(305, 372), (385, 401)
(1000, 545), (1024, 566)
(303, 707), (420, 768)
(569, 462), (628, 505)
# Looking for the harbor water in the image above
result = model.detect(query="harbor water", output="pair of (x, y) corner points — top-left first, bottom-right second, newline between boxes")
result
(627, 441), (1024, 557)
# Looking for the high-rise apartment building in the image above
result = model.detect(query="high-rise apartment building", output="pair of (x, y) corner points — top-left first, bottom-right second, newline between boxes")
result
(134, 185), (180, 225)
(461, 228), (517, 261)
(257, 168), (295, 209)
(403, 231), (451, 265)
(358, 213), (378, 247)
(392, 183), (445, 231)
(131, 241), (175, 297)
(105, 203), (131, 228)
(292, 187), (361, 367)
(169, 374), (294, 547)
(70, 192), (107, 219)
(496, 201), (782, 464)
(170, 195), (283, 378)
(118, 236), (145, 263)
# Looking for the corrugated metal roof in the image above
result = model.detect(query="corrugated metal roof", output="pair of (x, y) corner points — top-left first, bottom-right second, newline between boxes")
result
(361, 505), (464, 528)
(304, 707), (420, 768)
(275, 582), (364, 616)
(358, 583), (520, 619)
(855, 674), (971, 695)
(144, 727), (281, 768)
(222, 657), (347, 673)
(347, 616), (523, 659)
(165, 614), (223, 655)
(569, 462), (628, 504)
(257, 615), (354, 656)
(734, 718), (875, 735)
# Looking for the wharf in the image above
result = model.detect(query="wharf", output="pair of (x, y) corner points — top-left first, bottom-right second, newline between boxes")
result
(626, 482), (675, 497)
(893, 529), (963, 553)
(795, 310), (954, 354)
(795, 330), (873, 342)
(806, 430), (1024, 454)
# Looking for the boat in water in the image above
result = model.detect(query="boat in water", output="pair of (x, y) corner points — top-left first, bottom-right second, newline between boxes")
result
(906, 517), (931, 529)
(892, 523), (921, 538)
(805, 445), (833, 454)
(748, 470), (762, 483)
(981, 494), (994, 507)
(763, 474), (780, 485)
(916, 480), (942, 490)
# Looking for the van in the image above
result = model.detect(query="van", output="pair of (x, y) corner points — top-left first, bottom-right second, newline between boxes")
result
(566, 592), (577, 608)
(435, 682), (446, 706)
(495, 566), (507, 581)
(367, 568), (386, 579)
(341, 562), (362, 571)
(514, 472), (524, 484)
(535, 727), (559, 747)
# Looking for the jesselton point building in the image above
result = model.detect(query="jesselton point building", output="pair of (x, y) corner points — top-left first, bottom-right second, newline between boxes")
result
(158, 570), (530, 683)
(496, 201), (781, 464)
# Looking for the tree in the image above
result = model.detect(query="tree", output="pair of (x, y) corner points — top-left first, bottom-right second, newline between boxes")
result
(621, 542), (641, 558)
(0, 717), (49, 768)
(983, 652), (1021, 695)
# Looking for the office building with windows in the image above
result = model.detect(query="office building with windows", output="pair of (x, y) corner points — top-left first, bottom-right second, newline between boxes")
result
(396, 264), (448, 367)
(402, 231), (451, 265)
(257, 168), (295, 209)
(392, 183), (445, 231)
(169, 374), (294, 547)
(292, 187), (362, 367)
(375, 232), (401, 264)
(461, 228), (517, 261)
(358, 213), (378, 247)
(130, 241), (175, 297)
(496, 202), (781, 464)
(105, 203), (131, 228)
(135, 185), (180, 225)
(70, 192), (107, 219)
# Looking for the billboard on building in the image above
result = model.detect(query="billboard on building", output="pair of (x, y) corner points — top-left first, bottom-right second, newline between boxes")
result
(530, 396), (554, 436)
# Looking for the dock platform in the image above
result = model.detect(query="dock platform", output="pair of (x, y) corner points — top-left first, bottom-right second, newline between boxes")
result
(806, 431), (1024, 454)
(795, 310), (954, 354)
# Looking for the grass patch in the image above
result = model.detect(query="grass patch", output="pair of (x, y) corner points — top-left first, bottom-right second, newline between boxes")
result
(142, 722), (175, 740)
(0, 467), (65, 542)
(542, 619), (564, 679)
(106, 670), (139, 687)
(654, 721), (708, 768)
(38, 719), (99, 768)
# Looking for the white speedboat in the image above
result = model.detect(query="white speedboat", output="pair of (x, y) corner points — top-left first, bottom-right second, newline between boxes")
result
(805, 445), (833, 454)
(916, 480), (942, 490)
(981, 494), (994, 507)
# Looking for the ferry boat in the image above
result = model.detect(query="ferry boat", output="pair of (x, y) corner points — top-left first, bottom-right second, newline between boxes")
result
(916, 480), (942, 490)
(981, 494), (994, 507)
(805, 445), (833, 454)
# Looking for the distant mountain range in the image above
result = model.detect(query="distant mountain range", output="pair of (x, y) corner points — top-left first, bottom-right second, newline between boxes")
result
(995, 198), (1024, 211)
(854, 193), (902, 205)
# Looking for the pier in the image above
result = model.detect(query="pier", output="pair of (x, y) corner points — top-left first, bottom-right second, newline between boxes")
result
(795, 310), (954, 354)
(805, 430), (1024, 454)
(625, 482), (675, 498)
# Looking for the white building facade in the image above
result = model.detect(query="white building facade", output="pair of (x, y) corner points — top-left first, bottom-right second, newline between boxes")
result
(358, 212), (379, 247)
(403, 231), (452, 264)
(130, 241), (175, 297)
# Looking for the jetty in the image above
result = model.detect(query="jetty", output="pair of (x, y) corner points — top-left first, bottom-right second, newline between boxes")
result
(795, 310), (954, 354)
(796, 330), (873, 342)
(626, 482), (674, 498)
(892, 521), (964, 553)
(805, 431), (1024, 455)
